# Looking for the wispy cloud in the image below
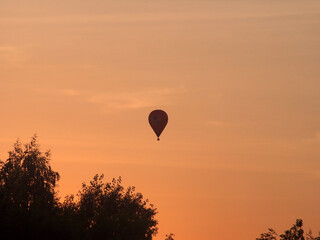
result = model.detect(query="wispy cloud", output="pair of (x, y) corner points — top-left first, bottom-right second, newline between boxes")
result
(1, 10), (319, 26)
(316, 132), (320, 141)
(58, 89), (83, 97)
(313, 170), (320, 180)
(300, 131), (320, 144)
(206, 120), (241, 128)
(57, 86), (185, 113)
(0, 45), (25, 67)
(206, 121), (228, 127)
(87, 88), (175, 109)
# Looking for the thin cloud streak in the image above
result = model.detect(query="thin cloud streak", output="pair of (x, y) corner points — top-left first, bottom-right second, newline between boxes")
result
(206, 120), (243, 128)
(1, 11), (319, 26)
(0, 45), (26, 67)
(300, 131), (320, 144)
(57, 87), (185, 113)
(80, 157), (320, 181)
(59, 89), (83, 97)
(206, 121), (229, 127)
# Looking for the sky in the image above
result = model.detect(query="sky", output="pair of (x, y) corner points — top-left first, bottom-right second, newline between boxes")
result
(1, 0), (320, 239)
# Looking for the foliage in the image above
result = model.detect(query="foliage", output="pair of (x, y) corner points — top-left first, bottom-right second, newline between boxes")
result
(257, 228), (277, 240)
(74, 174), (158, 240)
(165, 233), (175, 240)
(0, 136), (159, 240)
(0, 135), (60, 239)
(257, 219), (320, 240)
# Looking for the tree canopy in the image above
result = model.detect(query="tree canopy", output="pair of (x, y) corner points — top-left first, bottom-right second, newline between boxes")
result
(0, 136), (158, 240)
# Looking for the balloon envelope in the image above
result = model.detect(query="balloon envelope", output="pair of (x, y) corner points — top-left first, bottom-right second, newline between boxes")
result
(148, 110), (168, 140)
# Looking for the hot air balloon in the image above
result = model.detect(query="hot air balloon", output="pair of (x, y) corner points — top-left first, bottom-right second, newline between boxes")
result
(148, 110), (168, 141)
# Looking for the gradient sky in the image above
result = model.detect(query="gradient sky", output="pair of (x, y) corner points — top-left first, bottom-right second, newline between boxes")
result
(1, 1), (320, 239)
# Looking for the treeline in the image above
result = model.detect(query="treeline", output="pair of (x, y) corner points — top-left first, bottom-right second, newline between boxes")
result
(1, 136), (318, 240)
(257, 219), (320, 240)
(0, 136), (158, 240)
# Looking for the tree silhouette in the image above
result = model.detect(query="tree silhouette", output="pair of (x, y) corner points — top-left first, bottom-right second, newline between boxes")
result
(257, 219), (320, 240)
(0, 136), (159, 240)
(0, 135), (60, 239)
(71, 174), (158, 240)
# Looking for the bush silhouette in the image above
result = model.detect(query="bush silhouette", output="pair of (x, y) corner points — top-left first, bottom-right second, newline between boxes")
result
(0, 136), (158, 240)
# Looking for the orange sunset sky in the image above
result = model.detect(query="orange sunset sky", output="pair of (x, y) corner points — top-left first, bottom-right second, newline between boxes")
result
(1, 1), (320, 239)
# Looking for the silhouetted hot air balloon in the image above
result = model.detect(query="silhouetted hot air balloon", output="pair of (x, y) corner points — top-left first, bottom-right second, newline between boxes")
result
(148, 110), (168, 141)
